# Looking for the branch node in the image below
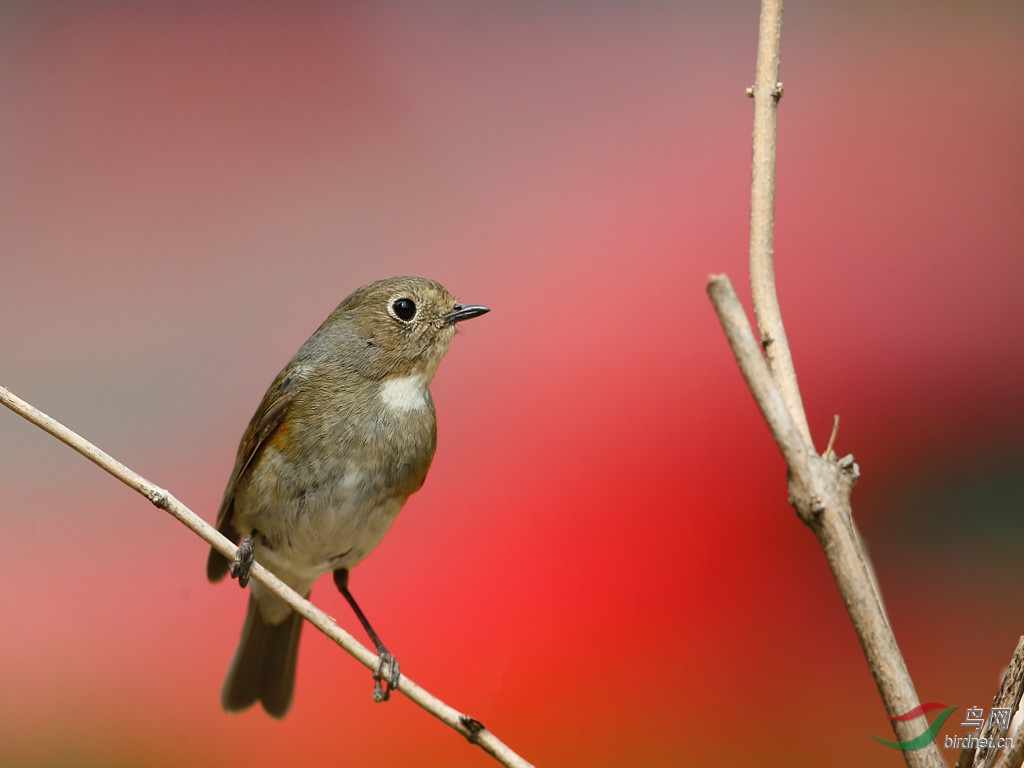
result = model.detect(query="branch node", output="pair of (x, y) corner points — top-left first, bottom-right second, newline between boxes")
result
(745, 85), (755, 98)
(787, 480), (825, 527)
(146, 487), (170, 509)
(772, 82), (784, 100)
(836, 454), (860, 481)
(460, 716), (487, 744)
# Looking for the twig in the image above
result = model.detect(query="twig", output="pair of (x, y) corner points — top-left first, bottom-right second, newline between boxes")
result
(706, 275), (812, 481)
(746, 0), (812, 446)
(823, 414), (840, 457)
(0, 385), (533, 768)
(706, 2), (943, 766)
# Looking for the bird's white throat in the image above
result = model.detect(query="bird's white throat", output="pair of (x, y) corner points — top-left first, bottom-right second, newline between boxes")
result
(379, 373), (429, 412)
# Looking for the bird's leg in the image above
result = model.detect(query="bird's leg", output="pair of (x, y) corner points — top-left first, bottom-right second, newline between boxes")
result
(229, 531), (256, 588)
(333, 568), (401, 702)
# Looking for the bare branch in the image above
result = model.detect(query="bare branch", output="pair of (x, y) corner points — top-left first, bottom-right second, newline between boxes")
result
(706, 275), (937, 764)
(0, 385), (533, 768)
(976, 637), (1024, 768)
(707, 2), (947, 765)
(992, 727), (1024, 768)
(706, 274), (812, 481)
(747, 0), (812, 446)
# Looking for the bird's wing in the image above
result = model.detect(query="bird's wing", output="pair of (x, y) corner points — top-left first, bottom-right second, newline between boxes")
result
(206, 365), (303, 582)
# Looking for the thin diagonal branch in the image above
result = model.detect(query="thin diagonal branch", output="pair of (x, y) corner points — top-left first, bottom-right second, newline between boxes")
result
(0, 385), (533, 768)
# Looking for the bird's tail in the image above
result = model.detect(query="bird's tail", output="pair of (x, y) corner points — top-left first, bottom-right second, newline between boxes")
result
(221, 593), (304, 718)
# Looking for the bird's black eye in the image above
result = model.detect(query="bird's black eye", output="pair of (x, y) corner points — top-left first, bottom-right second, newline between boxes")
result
(392, 298), (416, 321)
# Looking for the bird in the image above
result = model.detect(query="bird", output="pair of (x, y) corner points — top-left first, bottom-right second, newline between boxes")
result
(206, 275), (489, 718)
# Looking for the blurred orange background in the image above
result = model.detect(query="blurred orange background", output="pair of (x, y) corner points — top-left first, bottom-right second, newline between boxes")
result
(1, 3), (1022, 767)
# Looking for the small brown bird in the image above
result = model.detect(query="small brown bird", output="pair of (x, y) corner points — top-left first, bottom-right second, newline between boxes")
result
(207, 276), (489, 718)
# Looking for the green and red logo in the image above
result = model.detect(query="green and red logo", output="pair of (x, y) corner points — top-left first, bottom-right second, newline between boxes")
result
(872, 702), (1014, 752)
(870, 702), (958, 751)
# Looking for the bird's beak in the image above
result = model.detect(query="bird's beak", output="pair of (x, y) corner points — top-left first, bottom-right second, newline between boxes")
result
(443, 303), (490, 325)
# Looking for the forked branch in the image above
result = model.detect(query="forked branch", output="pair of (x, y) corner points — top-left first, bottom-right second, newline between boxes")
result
(706, 1), (943, 765)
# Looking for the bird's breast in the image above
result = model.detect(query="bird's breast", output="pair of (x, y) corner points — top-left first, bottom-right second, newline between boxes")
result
(234, 395), (437, 582)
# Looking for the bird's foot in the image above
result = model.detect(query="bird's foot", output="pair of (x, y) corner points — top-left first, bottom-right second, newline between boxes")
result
(229, 533), (255, 588)
(372, 651), (400, 702)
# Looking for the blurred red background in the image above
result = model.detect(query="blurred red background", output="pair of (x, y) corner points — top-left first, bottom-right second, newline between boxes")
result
(1, 3), (1022, 767)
